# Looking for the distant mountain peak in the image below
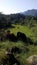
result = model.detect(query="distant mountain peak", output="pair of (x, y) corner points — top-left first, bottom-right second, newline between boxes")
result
(21, 9), (37, 17)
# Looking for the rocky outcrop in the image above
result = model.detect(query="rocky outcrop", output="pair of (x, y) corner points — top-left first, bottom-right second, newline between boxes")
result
(27, 55), (37, 65)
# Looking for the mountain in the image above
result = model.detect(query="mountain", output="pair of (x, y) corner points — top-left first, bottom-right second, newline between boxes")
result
(22, 9), (37, 17)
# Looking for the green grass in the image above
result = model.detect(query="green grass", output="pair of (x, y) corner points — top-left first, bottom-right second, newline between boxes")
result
(0, 24), (37, 65)
(6, 24), (37, 41)
(0, 41), (37, 65)
(7, 24), (33, 37)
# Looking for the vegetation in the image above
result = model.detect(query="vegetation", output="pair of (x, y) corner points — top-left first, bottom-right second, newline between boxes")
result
(0, 13), (37, 65)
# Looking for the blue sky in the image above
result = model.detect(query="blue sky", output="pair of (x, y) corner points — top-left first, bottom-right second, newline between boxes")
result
(0, 0), (37, 14)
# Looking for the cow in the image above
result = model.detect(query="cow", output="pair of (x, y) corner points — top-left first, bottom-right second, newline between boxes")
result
(6, 30), (17, 42)
(17, 32), (28, 43)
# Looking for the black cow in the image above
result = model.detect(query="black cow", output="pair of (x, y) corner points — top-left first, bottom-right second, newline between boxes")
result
(17, 32), (27, 43)
(11, 33), (17, 42)
(6, 30), (17, 42)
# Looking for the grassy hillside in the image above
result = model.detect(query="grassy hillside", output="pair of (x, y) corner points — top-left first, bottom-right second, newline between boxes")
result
(0, 13), (37, 65)
(7, 24), (37, 41)
(0, 24), (37, 65)
(0, 41), (37, 65)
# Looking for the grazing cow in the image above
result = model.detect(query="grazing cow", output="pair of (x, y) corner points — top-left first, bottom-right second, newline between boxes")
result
(6, 30), (17, 42)
(17, 32), (27, 43)
(11, 33), (17, 42)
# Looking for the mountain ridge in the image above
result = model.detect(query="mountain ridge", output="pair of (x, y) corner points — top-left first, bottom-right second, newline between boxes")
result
(21, 9), (37, 17)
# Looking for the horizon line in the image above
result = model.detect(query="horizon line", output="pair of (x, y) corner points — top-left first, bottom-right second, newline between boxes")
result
(0, 8), (37, 15)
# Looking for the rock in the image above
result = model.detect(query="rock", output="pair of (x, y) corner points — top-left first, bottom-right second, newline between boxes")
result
(27, 55), (37, 65)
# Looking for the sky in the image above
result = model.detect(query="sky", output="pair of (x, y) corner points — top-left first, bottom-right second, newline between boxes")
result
(0, 0), (37, 14)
